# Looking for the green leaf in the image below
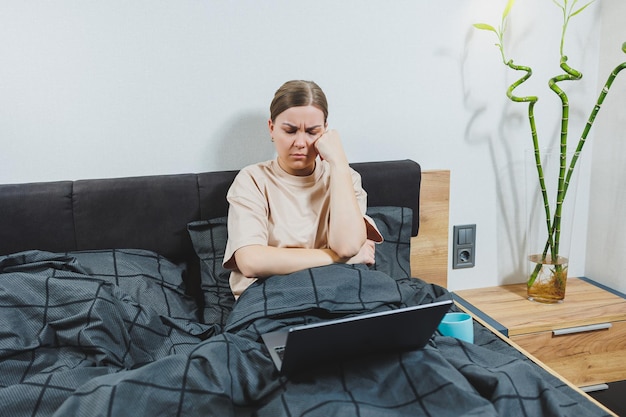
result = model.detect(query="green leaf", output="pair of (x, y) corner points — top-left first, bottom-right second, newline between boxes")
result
(502, 0), (516, 19)
(473, 23), (497, 33)
(570, 0), (595, 17)
(552, 0), (565, 12)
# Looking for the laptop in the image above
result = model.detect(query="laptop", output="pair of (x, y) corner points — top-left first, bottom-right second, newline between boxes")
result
(261, 299), (453, 376)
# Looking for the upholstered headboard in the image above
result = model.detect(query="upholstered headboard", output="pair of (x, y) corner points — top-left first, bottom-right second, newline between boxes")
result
(0, 160), (420, 257)
(0, 159), (436, 293)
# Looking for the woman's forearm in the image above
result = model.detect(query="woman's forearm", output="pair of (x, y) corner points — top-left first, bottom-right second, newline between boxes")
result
(234, 245), (343, 278)
(326, 162), (367, 258)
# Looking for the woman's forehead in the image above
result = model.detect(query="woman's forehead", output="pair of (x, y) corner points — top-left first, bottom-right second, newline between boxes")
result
(277, 105), (325, 125)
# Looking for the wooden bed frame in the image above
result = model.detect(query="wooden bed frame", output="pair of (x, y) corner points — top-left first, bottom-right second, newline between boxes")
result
(411, 169), (450, 289)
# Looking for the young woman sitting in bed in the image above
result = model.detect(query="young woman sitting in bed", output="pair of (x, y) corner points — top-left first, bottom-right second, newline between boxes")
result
(223, 80), (383, 298)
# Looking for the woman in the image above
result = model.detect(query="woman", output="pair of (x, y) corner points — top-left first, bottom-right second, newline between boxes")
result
(223, 80), (383, 298)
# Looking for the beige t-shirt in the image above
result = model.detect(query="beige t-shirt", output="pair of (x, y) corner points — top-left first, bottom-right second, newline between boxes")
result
(223, 158), (383, 298)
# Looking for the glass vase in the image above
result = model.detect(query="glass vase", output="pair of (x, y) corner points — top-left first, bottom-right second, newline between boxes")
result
(527, 254), (568, 303)
(525, 149), (580, 303)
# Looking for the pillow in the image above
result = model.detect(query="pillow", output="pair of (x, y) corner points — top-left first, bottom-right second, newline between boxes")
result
(187, 207), (413, 325)
(67, 248), (198, 320)
(187, 217), (235, 326)
(366, 206), (413, 280)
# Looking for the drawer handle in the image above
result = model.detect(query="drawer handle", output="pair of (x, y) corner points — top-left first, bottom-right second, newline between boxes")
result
(553, 323), (612, 336)
(580, 383), (609, 393)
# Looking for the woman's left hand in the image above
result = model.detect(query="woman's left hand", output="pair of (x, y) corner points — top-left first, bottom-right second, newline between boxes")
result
(314, 129), (348, 166)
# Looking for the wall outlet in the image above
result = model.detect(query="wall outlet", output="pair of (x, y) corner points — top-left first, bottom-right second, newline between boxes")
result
(452, 224), (476, 269)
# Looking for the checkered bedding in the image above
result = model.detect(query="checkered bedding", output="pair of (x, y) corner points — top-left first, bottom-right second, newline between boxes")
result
(0, 250), (610, 416)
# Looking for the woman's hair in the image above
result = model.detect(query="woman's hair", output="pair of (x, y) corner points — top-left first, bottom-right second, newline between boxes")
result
(269, 80), (328, 123)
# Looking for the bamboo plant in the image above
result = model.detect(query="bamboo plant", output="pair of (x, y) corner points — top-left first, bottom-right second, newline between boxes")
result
(474, 0), (626, 291)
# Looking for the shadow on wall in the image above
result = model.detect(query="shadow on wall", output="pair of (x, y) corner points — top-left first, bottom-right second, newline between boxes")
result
(461, 24), (527, 285)
(210, 110), (275, 171)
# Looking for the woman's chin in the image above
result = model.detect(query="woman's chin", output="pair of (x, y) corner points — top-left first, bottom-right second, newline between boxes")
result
(281, 158), (316, 176)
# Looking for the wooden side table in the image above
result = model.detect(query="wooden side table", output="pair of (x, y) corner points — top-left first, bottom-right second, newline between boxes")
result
(454, 277), (626, 388)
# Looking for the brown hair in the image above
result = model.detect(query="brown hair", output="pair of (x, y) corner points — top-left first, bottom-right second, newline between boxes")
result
(269, 80), (328, 123)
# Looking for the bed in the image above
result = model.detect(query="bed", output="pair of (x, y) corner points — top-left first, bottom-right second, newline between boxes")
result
(0, 159), (614, 416)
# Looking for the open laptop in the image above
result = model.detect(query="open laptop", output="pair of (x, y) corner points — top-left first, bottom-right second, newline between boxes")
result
(262, 299), (453, 376)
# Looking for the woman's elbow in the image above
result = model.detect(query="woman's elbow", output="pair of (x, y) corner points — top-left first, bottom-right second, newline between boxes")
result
(330, 230), (367, 259)
(237, 262), (258, 279)
(234, 247), (265, 278)
(331, 240), (365, 259)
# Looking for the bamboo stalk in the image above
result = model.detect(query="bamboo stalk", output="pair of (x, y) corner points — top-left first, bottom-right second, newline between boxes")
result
(547, 57), (582, 267)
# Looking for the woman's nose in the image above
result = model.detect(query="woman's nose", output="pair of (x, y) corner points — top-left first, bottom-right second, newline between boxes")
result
(293, 132), (308, 147)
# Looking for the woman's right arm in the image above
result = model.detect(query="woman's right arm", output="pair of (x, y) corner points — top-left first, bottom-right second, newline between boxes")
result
(234, 245), (341, 278)
(235, 241), (375, 279)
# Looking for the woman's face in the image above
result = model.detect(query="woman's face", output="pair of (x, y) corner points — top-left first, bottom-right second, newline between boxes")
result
(269, 105), (327, 176)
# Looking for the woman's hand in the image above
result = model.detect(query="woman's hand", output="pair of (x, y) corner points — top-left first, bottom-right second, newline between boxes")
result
(314, 129), (348, 166)
(345, 240), (376, 266)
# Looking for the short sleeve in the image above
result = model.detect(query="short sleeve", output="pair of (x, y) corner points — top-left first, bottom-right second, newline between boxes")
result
(223, 169), (269, 270)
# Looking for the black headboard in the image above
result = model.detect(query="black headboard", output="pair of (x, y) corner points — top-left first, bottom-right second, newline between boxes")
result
(0, 159), (421, 264)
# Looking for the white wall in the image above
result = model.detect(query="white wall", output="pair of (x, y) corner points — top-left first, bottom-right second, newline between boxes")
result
(586, 0), (626, 294)
(0, 1), (616, 291)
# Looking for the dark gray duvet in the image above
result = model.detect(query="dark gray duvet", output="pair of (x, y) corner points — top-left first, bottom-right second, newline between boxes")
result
(0, 250), (610, 416)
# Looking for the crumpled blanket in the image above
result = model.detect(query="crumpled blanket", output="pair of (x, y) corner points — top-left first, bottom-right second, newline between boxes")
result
(0, 252), (609, 417)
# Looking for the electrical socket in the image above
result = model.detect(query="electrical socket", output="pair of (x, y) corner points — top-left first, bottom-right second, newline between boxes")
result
(452, 224), (476, 269)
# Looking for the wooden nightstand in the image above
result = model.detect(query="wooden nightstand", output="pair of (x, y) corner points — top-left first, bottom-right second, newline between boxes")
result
(454, 277), (626, 388)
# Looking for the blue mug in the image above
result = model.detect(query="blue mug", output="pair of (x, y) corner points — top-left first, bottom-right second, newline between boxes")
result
(438, 312), (474, 343)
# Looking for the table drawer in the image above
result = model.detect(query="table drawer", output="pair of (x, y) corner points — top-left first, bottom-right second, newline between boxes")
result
(511, 320), (626, 386)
